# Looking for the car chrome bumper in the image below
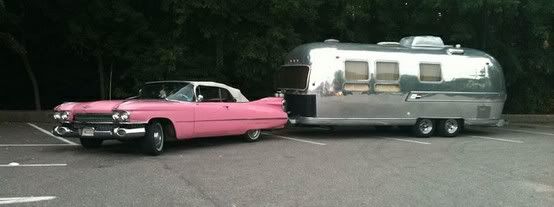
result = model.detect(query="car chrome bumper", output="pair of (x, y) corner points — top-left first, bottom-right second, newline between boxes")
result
(52, 125), (146, 139)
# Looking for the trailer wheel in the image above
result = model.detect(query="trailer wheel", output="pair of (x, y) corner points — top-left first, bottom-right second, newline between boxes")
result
(412, 119), (435, 137)
(437, 119), (461, 137)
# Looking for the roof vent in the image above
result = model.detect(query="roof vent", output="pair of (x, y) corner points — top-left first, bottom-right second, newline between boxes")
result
(447, 48), (464, 55)
(324, 39), (340, 43)
(447, 44), (464, 55)
(399, 36), (445, 48)
(377, 42), (400, 46)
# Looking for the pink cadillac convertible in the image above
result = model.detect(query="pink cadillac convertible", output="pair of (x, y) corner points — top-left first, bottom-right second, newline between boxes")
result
(52, 81), (287, 155)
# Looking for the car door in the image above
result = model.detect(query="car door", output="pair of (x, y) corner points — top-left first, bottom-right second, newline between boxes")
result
(193, 86), (242, 137)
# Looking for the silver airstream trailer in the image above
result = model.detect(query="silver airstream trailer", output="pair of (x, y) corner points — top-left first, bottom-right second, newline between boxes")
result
(276, 36), (506, 137)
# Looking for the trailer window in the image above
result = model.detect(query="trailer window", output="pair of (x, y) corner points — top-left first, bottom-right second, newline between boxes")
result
(345, 61), (369, 80)
(376, 62), (399, 81)
(277, 66), (310, 89)
(420, 63), (442, 82)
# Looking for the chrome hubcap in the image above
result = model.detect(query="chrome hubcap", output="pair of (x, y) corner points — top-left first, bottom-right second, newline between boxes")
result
(247, 130), (260, 140)
(419, 119), (433, 134)
(153, 125), (163, 151)
(445, 119), (459, 134)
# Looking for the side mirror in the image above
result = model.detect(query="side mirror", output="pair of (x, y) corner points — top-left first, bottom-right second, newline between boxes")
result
(138, 89), (143, 95)
(197, 95), (204, 102)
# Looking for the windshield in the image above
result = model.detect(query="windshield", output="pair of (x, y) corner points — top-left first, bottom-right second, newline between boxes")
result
(139, 82), (195, 102)
(166, 84), (195, 101)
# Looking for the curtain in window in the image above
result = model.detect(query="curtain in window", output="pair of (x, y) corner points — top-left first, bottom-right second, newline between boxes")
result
(420, 64), (442, 81)
(345, 61), (369, 80)
(376, 62), (399, 81)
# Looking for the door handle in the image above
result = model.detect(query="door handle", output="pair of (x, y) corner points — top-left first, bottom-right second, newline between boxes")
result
(410, 94), (422, 99)
(223, 105), (229, 109)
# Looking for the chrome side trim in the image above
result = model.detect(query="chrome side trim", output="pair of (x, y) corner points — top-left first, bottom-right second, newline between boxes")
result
(121, 122), (148, 124)
(409, 91), (504, 95)
(290, 117), (417, 126)
(290, 117), (505, 127)
(71, 121), (148, 124)
(465, 119), (505, 127)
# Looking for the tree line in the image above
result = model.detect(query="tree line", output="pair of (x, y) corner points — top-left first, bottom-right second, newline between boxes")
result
(0, 0), (552, 113)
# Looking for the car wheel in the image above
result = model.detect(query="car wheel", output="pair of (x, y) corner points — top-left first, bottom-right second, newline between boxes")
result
(80, 138), (103, 149)
(243, 129), (261, 142)
(141, 122), (165, 155)
(412, 119), (435, 137)
(437, 119), (461, 137)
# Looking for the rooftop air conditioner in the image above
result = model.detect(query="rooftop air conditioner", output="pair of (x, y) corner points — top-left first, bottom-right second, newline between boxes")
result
(399, 36), (445, 48)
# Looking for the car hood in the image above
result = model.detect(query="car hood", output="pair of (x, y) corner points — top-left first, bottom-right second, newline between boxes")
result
(56, 99), (172, 114)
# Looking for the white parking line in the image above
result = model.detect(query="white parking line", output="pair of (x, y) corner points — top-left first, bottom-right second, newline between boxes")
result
(470, 136), (524, 143)
(497, 128), (554, 136)
(0, 144), (74, 147)
(522, 181), (554, 193)
(27, 123), (78, 145)
(0, 162), (67, 167)
(263, 133), (327, 146)
(387, 138), (431, 145)
(0, 196), (57, 205)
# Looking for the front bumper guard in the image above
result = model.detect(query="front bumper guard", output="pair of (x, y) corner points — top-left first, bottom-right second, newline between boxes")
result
(53, 126), (146, 139)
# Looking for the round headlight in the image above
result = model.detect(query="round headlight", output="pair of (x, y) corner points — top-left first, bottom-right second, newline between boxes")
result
(53, 112), (61, 120)
(112, 111), (130, 122)
(112, 112), (120, 121)
(60, 113), (68, 120)
(60, 111), (70, 120)
(119, 112), (129, 121)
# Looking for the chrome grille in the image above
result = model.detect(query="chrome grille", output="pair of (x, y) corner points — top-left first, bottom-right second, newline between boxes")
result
(74, 114), (113, 123)
(72, 123), (114, 131)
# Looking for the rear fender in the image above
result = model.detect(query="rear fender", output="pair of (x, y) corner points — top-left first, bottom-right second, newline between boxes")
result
(250, 97), (285, 112)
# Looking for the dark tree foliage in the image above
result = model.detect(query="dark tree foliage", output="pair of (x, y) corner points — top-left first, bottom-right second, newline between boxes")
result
(0, 0), (552, 113)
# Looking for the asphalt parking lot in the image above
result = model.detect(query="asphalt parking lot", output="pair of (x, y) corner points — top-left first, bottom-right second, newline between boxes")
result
(0, 122), (553, 206)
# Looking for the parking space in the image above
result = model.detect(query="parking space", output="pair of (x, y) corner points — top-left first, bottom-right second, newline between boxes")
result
(0, 122), (553, 206)
(0, 122), (67, 145)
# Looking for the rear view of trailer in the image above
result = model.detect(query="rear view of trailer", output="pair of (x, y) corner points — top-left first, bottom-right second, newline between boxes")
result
(276, 36), (506, 137)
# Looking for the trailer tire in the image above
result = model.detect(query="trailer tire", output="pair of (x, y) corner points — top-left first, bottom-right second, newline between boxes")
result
(412, 119), (435, 137)
(437, 119), (461, 137)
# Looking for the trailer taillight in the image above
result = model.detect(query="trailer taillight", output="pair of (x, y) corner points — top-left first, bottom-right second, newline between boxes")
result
(275, 90), (284, 97)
